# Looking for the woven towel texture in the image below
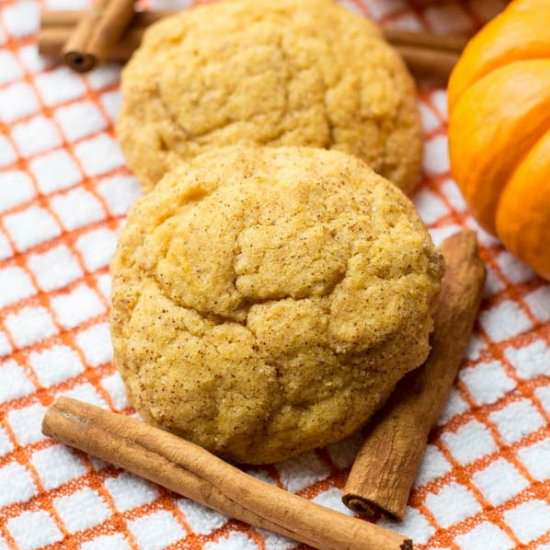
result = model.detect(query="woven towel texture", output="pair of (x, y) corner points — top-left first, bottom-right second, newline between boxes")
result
(0, 0), (549, 549)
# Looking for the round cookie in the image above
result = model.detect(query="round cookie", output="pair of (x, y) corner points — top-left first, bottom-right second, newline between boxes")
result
(117, 0), (422, 194)
(111, 146), (442, 464)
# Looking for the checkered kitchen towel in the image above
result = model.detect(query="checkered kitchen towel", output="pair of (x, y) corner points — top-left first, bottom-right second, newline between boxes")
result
(0, 0), (549, 548)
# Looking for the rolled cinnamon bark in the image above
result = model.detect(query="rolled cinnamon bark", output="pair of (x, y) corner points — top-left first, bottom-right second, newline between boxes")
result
(43, 397), (412, 550)
(62, 0), (136, 72)
(343, 230), (485, 519)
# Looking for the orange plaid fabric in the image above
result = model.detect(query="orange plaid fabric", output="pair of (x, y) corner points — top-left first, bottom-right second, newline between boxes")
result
(0, 0), (549, 548)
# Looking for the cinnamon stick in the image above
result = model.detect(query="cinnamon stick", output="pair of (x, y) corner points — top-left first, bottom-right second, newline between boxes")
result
(343, 230), (485, 519)
(62, 0), (136, 72)
(43, 397), (412, 550)
(397, 45), (459, 81)
(40, 9), (464, 79)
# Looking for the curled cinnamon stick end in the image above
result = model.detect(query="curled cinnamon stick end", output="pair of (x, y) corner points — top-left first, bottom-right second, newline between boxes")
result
(343, 230), (486, 519)
(61, 0), (136, 72)
(43, 397), (412, 550)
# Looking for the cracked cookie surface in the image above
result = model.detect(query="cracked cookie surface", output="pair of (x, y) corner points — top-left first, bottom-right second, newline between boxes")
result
(111, 146), (442, 464)
(117, 0), (422, 194)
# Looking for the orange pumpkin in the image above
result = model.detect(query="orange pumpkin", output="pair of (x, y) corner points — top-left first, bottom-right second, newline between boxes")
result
(448, 0), (550, 280)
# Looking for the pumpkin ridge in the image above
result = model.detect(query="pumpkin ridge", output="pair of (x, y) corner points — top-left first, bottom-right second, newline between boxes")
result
(495, 129), (550, 279)
(449, 59), (550, 233)
(448, 6), (550, 108)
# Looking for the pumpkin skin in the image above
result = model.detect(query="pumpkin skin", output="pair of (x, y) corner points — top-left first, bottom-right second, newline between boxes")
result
(448, 0), (550, 280)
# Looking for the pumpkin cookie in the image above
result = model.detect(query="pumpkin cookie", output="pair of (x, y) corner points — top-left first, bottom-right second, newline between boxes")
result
(117, 0), (422, 193)
(111, 147), (442, 464)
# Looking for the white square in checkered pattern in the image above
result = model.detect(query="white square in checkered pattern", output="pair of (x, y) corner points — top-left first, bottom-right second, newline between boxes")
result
(504, 500), (550, 544)
(441, 419), (497, 465)
(60, 382), (107, 407)
(472, 458), (528, 506)
(35, 67), (86, 107)
(466, 217), (500, 247)
(46, 0), (89, 9)
(313, 487), (352, 515)
(0, 265), (36, 308)
(525, 286), (550, 323)
(55, 101), (107, 142)
(29, 344), (84, 387)
(51, 284), (105, 329)
(423, 135), (450, 175)
(0, 461), (36, 506)
(27, 244), (83, 292)
(505, 340), (550, 380)
(419, 103), (440, 133)
(495, 251), (534, 284)
(414, 444), (451, 488)
(5, 305), (57, 348)
(0, 82), (39, 123)
(414, 189), (448, 225)
(0, 426), (13, 456)
(276, 451), (330, 493)
(3, 2), (39, 37)
(54, 488), (110, 533)
(425, 482), (481, 528)
(7, 402), (46, 445)
(479, 300), (532, 342)
(104, 472), (159, 512)
(517, 438), (550, 481)
(0, 170), (35, 212)
(75, 227), (118, 271)
(100, 372), (128, 410)
(87, 63), (120, 90)
(0, 51), (22, 85)
(441, 179), (466, 212)
(50, 188), (106, 230)
(465, 336), (485, 361)
(536, 385), (550, 414)
(100, 90), (121, 120)
(0, 360), (34, 403)
(431, 90), (449, 119)
(96, 272), (112, 301)
(0, 134), (16, 167)
(75, 322), (112, 367)
(483, 265), (505, 297)
(205, 532), (259, 550)
(128, 510), (186, 550)
(454, 522), (514, 550)
(177, 498), (227, 535)
(7, 510), (63, 550)
(490, 399), (545, 444)
(437, 388), (469, 426)
(0, 331), (11, 357)
(0, 232), (12, 261)
(31, 444), (86, 490)
(18, 44), (49, 73)
(81, 534), (131, 550)
(75, 134), (125, 177)
(96, 175), (141, 216)
(29, 149), (81, 194)
(11, 115), (62, 157)
(4, 205), (61, 251)
(258, 529), (295, 550)
(378, 507), (435, 546)
(459, 360), (516, 405)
